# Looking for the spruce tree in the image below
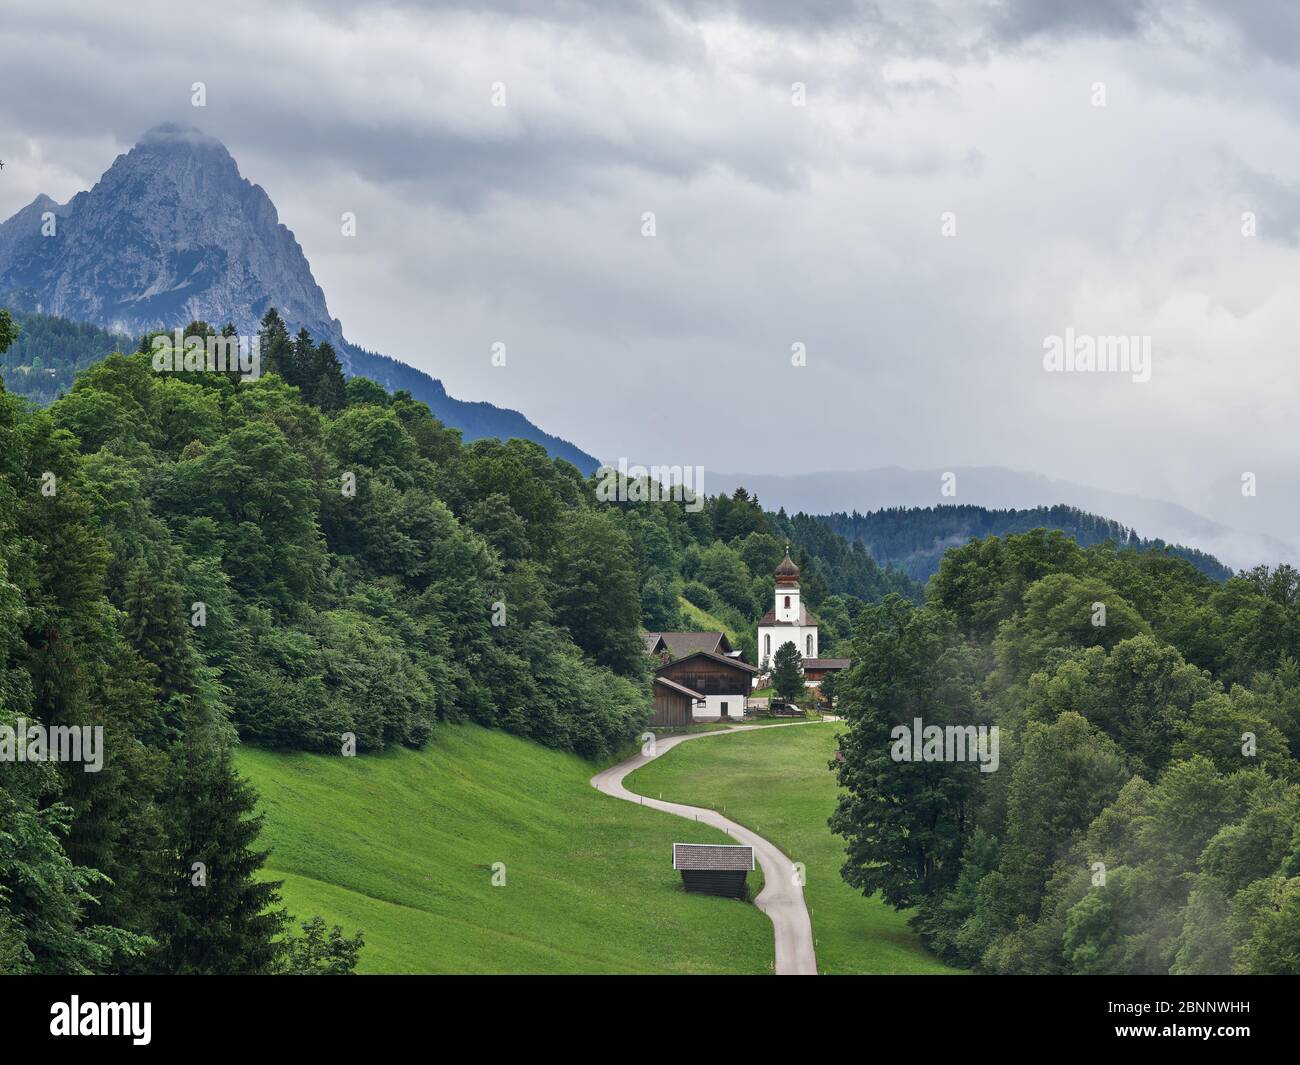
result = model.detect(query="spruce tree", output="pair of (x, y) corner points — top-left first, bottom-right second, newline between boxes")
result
(291, 327), (316, 397)
(314, 341), (347, 412)
(258, 307), (292, 381)
(146, 717), (286, 974)
(771, 641), (804, 703)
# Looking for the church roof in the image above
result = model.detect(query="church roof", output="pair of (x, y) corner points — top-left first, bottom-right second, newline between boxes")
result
(758, 605), (818, 627)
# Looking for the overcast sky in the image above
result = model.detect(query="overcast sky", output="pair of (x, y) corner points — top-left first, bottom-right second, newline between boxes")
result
(3, 1), (1300, 550)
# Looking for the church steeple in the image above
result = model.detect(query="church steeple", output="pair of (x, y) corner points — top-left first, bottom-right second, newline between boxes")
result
(774, 543), (800, 585)
(758, 542), (819, 668)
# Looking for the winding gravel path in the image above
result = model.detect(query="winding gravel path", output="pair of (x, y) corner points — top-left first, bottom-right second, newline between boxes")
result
(590, 723), (818, 976)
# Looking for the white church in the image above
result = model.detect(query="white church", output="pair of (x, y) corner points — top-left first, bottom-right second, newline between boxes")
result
(757, 546), (819, 669)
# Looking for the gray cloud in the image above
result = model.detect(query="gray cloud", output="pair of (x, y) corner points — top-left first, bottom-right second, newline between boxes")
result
(4, 0), (1300, 561)
(992, 0), (1158, 42)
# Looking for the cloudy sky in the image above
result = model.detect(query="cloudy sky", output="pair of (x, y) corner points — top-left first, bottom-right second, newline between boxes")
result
(3, 0), (1300, 554)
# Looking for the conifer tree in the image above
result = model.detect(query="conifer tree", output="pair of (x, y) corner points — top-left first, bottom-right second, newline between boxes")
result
(291, 327), (316, 396)
(146, 715), (286, 974)
(258, 307), (292, 381)
(771, 640), (804, 703)
(314, 340), (347, 412)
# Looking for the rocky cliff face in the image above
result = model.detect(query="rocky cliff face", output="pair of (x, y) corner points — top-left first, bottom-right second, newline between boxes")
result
(0, 123), (344, 346)
(0, 124), (598, 472)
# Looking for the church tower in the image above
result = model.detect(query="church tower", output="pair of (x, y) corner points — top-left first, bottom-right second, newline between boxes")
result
(757, 544), (819, 670)
(774, 546), (801, 622)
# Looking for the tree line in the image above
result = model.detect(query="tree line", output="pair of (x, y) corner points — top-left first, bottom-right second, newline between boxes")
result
(817, 504), (1234, 583)
(832, 529), (1300, 974)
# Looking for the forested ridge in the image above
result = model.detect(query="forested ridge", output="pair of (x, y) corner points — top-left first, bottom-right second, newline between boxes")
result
(817, 504), (1234, 583)
(0, 304), (134, 406)
(0, 305), (900, 974)
(833, 529), (1300, 974)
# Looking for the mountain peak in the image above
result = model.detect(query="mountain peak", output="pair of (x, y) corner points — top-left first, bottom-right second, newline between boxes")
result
(0, 119), (336, 345)
(136, 122), (228, 152)
(0, 123), (600, 473)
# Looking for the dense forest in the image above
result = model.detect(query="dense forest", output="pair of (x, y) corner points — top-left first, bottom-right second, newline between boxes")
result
(0, 305), (657, 975)
(0, 302), (597, 472)
(0, 304), (903, 974)
(0, 305), (133, 406)
(832, 530), (1300, 974)
(817, 504), (1234, 583)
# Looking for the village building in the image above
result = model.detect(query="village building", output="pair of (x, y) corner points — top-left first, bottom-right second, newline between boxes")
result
(655, 650), (758, 721)
(757, 546), (819, 670)
(802, 658), (850, 688)
(672, 843), (754, 899)
(650, 675), (704, 727)
(642, 631), (739, 660)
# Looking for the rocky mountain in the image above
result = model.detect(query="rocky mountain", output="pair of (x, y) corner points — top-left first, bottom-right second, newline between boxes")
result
(0, 123), (598, 472)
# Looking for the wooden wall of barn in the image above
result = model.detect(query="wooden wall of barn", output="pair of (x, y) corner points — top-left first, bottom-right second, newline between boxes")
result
(680, 869), (749, 899)
(657, 657), (750, 697)
(650, 686), (693, 727)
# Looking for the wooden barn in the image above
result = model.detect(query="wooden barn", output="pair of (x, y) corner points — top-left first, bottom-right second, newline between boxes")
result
(651, 676), (704, 727)
(643, 631), (736, 660)
(802, 658), (850, 686)
(655, 650), (758, 721)
(672, 843), (754, 899)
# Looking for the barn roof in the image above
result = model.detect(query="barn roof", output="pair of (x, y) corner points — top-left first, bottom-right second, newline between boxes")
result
(656, 649), (759, 675)
(644, 631), (732, 658)
(672, 843), (755, 871)
(653, 675), (705, 700)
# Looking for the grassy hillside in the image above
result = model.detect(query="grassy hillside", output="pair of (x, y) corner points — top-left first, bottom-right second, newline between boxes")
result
(627, 724), (960, 975)
(236, 723), (772, 974)
(677, 595), (742, 645)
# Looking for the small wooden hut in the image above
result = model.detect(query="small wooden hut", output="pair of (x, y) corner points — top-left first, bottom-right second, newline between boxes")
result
(672, 843), (754, 899)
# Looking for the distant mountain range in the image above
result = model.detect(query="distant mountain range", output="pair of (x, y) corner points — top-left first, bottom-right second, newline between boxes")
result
(712, 466), (1292, 573)
(0, 122), (598, 472)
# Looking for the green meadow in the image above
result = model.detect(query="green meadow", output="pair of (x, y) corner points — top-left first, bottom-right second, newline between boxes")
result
(628, 723), (961, 975)
(236, 723), (771, 974)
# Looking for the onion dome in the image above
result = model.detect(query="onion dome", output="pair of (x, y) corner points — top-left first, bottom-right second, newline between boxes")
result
(774, 544), (800, 585)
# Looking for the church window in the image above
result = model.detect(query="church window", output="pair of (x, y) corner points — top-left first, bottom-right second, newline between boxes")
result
(806, 634), (813, 656)
(784, 595), (791, 610)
